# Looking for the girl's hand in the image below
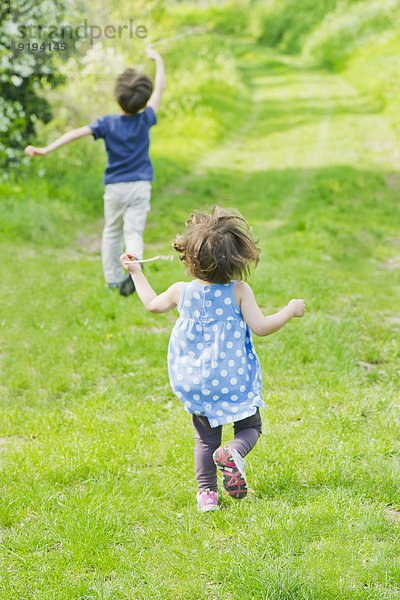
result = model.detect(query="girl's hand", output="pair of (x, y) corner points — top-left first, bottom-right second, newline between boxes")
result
(25, 145), (48, 157)
(288, 299), (306, 318)
(120, 253), (142, 274)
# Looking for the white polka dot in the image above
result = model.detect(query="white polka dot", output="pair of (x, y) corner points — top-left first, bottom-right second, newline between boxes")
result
(236, 349), (242, 357)
(187, 367), (193, 374)
(226, 322), (232, 329)
(220, 352), (226, 359)
(193, 310), (200, 318)
(211, 419), (219, 427)
(212, 324), (218, 332)
(248, 391), (254, 398)
(228, 360), (235, 367)
(206, 301), (212, 307)
(216, 308), (223, 316)
(217, 410), (223, 416)
(193, 394), (200, 400)
(196, 325), (202, 332)
(177, 374), (183, 381)
(212, 361), (218, 369)
(204, 371), (210, 378)
(221, 387), (229, 394)
(203, 389), (211, 396)
(205, 334), (211, 341)
(197, 343), (204, 350)
(214, 290), (222, 297)
(189, 351), (195, 358)
(222, 401), (229, 407)
(227, 342), (233, 349)
(172, 364), (178, 371)
(212, 379), (219, 386)
(240, 385), (246, 392)
(193, 377), (200, 384)
(205, 403), (212, 411)
(231, 395), (238, 401)
(176, 391), (182, 398)
(226, 416), (233, 423)
(184, 300), (191, 307)
(241, 357), (246, 364)
(220, 333), (225, 341)
(183, 384), (191, 392)
(246, 375), (250, 381)
(184, 401), (192, 408)
(180, 341), (187, 348)
(195, 360), (201, 367)
(248, 353), (254, 360)
(234, 332), (241, 339)
(221, 370), (228, 377)
(238, 368), (244, 375)
(194, 410), (201, 416)
(232, 406), (238, 413)
(230, 378), (237, 385)
(224, 298), (232, 305)
(213, 395), (220, 401)
(240, 321), (245, 328)
(167, 352), (173, 360)
(188, 333), (195, 341)
(193, 292), (200, 299)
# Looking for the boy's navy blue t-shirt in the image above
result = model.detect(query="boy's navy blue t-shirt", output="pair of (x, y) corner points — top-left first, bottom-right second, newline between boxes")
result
(88, 106), (157, 185)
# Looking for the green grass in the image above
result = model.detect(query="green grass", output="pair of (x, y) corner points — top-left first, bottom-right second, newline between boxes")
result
(1, 36), (400, 599)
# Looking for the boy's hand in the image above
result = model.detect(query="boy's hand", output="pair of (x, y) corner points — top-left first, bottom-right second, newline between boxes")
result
(146, 47), (162, 61)
(25, 145), (48, 157)
(120, 253), (142, 274)
(288, 299), (306, 318)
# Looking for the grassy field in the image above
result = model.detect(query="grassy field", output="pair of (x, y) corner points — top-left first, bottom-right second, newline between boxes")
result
(1, 31), (400, 599)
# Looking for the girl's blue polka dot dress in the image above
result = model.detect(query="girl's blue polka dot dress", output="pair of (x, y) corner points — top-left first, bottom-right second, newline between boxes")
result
(168, 280), (265, 428)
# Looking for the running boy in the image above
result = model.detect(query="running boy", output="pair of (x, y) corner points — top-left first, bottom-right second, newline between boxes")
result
(120, 207), (306, 512)
(25, 48), (165, 296)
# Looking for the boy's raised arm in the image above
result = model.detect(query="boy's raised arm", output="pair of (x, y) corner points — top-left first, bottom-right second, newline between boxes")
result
(25, 125), (93, 157)
(146, 48), (165, 114)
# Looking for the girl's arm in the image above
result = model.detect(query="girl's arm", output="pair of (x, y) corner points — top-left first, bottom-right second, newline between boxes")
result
(120, 253), (183, 313)
(25, 126), (93, 157)
(234, 281), (305, 336)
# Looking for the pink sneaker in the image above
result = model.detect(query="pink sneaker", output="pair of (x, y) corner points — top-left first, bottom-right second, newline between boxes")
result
(213, 446), (247, 500)
(196, 489), (219, 512)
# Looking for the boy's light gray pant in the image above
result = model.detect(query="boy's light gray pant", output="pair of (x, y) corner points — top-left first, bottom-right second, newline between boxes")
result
(102, 181), (151, 285)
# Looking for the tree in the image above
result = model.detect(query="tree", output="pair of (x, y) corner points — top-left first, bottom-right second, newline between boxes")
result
(0, 0), (73, 169)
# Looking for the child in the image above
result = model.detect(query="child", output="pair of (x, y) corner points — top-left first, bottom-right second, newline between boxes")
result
(120, 207), (305, 512)
(25, 48), (165, 296)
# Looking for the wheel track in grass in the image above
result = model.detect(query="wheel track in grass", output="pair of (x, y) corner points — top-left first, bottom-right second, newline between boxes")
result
(176, 46), (399, 229)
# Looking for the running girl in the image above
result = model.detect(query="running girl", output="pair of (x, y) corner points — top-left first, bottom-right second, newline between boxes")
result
(120, 207), (305, 512)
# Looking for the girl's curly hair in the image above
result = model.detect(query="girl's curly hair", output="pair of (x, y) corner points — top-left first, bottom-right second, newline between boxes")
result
(173, 206), (260, 284)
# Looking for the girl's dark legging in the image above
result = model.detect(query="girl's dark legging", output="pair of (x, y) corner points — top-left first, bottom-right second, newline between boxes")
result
(192, 409), (262, 493)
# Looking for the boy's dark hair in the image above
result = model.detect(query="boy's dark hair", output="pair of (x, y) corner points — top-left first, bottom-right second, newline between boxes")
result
(173, 206), (260, 284)
(114, 68), (153, 115)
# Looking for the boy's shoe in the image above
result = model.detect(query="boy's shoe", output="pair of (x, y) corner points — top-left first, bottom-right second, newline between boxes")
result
(196, 489), (219, 512)
(213, 446), (247, 500)
(119, 274), (136, 296)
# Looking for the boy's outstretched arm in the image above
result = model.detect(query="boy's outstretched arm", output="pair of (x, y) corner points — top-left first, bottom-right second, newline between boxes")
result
(25, 126), (93, 157)
(146, 48), (165, 113)
(234, 281), (305, 337)
(120, 253), (182, 313)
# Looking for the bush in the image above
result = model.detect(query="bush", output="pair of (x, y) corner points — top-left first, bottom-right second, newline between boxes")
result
(303, 0), (400, 69)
